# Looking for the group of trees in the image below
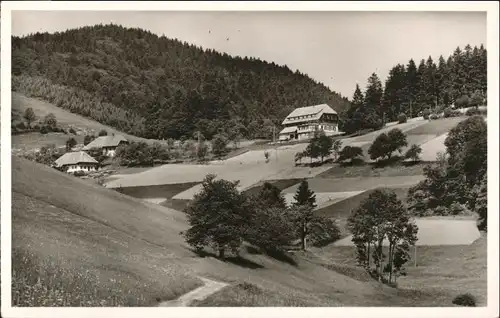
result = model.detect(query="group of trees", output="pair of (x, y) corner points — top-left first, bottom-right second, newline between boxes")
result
(13, 107), (65, 135)
(368, 128), (422, 164)
(348, 189), (418, 285)
(12, 24), (350, 141)
(23, 144), (65, 166)
(302, 127), (423, 166)
(407, 116), (487, 229)
(183, 176), (340, 259)
(343, 44), (487, 134)
(114, 141), (172, 167)
(294, 131), (343, 165)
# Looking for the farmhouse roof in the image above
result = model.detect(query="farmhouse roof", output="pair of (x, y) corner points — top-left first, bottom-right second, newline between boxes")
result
(82, 135), (128, 150)
(54, 151), (98, 167)
(282, 104), (337, 125)
(279, 126), (298, 135)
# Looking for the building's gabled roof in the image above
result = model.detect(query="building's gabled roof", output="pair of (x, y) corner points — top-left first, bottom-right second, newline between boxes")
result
(282, 104), (337, 125)
(82, 135), (128, 150)
(279, 126), (298, 135)
(55, 151), (98, 167)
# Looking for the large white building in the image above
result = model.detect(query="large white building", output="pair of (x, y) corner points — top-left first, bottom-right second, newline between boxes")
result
(54, 151), (99, 174)
(279, 104), (339, 141)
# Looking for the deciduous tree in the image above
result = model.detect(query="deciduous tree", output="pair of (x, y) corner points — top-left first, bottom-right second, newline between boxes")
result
(348, 189), (418, 284)
(23, 107), (36, 128)
(337, 146), (363, 163)
(183, 174), (250, 259)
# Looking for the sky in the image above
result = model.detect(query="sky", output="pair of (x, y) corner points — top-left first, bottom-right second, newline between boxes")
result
(11, 10), (486, 98)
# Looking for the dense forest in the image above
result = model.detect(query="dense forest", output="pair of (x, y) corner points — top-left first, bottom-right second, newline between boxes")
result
(12, 24), (351, 140)
(343, 44), (487, 134)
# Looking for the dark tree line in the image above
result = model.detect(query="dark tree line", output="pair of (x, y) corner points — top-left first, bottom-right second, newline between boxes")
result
(343, 44), (487, 134)
(12, 24), (350, 140)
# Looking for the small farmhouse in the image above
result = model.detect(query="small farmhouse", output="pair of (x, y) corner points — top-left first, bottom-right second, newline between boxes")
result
(279, 104), (339, 141)
(54, 151), (99, 174)
(82, 134), (128, 157)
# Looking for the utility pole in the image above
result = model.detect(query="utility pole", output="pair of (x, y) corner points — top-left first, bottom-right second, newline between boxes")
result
(273, 125), (275, 144)
(414, 245), (417, 267)
(272, 124), (278, 161)
(197, 131), (201, 155)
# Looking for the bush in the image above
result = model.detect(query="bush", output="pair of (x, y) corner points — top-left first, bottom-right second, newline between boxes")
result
(84, 135), (95, 146)
(465, 108), (481, 116)
(73, 171), (86, 177)
(422, 109), (431, 119)
(264, 151), (270, 163)
(405, 144), (422, 162)
(115, 141), (170, 167)
(452, 293), (476, 307)
(455, 95), (471, 109)
(69, 127), (77, 134)
(337, 146), (364, 163)
(433, 205), (449, 216)
(444, 107), (461, 118)
(98, 129), (108, 136)
(66, 137), (77, 151)
(397, 113), (407, 124)
(433, 105), (445, 115)
(449, 202), (470, 216)
(16, 122), (26, 130)
(40, 126), (49, 134)
(212, 134), (229, 159)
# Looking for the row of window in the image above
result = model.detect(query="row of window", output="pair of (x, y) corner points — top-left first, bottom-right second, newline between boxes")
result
(287, 114), (337, 121)
(68, 165), (97, 171)
(288, 114), (315, 121)
(297, 124), (336, 131)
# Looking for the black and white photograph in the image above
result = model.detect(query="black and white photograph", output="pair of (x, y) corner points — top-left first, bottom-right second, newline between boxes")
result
(1, 2), (498, 318)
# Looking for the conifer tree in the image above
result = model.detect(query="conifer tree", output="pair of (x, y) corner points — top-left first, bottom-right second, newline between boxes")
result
(293, 179), (317, 209)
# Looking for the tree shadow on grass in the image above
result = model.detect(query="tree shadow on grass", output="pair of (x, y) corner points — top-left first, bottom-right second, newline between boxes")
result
(245, 245), (298, 267)
(371, 155), (404, 168)
(401, 160), (422, 167)
(338, 158), (365, 167)
(190, 248), (264, 269)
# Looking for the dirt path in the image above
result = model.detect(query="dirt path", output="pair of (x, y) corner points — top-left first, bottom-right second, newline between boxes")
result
(158, 277), (228, 307)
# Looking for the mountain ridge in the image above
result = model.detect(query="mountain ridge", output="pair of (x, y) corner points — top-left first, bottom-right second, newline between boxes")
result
(12, 23), (351, 140)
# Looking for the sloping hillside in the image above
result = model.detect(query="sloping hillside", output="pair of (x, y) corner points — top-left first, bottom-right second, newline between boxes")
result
(12, 24), (351, 140)
(12, 92), (162, 155)
(13, 156), (450, 307)
(12, 92), (150, 142)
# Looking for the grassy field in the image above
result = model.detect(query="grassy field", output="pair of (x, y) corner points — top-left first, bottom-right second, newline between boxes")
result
(12, 156), (203, 306)
(314, 186), (412, 237)
(334, 218), (481, 246)
(12, 93), (154, 143)
(317, 162), (427, 178)
(243, 178), (304, 197)
(111, 182), (199, 201)
(282, 175), (424, 194)
(14, 155), (480, 307)
(317, 233), (487, 306)
(12, 132), (85, 155)
(419, 133), (450, 162)
(405, 117), (466, 135)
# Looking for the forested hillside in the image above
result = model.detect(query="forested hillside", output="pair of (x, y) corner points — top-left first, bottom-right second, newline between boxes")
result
(343, 44), (487, 133)
(12, 24), (350, 140)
